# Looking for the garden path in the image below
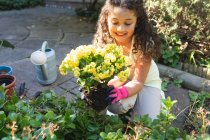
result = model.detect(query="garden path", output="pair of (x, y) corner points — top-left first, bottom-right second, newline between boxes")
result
(0, 5), (208, 132)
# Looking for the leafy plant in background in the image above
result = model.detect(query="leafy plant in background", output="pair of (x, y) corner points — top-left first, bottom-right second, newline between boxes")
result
(184, 91), (210, 136)
(161, 79), (169, 92)
(161, 34), (182, 68)
(0, 40), (15, 49)
(0, 0), (45, 10)
(172, 79), (183, 88)
(75, 0), (103, 22)
(144, 0), (209, 69)
(198, 58), (210, 68)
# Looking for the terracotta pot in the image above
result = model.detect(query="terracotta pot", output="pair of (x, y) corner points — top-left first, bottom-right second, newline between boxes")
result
(0, 74), (16, 97)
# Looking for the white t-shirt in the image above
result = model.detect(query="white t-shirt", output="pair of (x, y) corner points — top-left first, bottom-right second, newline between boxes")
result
(128, 38), (162, 90)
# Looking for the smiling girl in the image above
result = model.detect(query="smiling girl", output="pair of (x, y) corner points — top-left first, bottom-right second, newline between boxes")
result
(92, 0), (165, 119)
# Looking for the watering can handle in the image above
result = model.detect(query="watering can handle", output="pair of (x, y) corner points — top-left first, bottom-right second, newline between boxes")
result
(41, 41), (48, 52)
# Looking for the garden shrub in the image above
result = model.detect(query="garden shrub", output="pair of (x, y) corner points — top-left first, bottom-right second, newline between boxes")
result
(144, 0), (209, 68)
(184, 91), (210, 135)
(0, 0), (45, 10)
(0, 86), (209, 139)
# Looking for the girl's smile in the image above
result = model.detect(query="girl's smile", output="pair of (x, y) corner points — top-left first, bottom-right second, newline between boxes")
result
(107, 7), (137, 46)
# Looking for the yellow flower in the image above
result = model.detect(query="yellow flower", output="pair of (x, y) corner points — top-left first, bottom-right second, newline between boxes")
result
(105, 53), (116, 62)
(117, 69), (130, 82)
(90, 62), (96, 68)
(73, 67), (80, 78)
(87, 45), (96, 54)
(59, 65), (67, 75)
(83, 63), (96, 74)
(96, 47), (106, 56)
(59, 43), (130, 89)
(115, 62), (123, 69)
(104, 59), (111, 66)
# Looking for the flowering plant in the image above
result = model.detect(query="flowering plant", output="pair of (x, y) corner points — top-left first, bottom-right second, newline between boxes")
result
(59, 44), (130, 92)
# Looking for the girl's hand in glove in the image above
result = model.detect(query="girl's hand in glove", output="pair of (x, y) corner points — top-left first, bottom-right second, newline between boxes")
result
(106, 86), (129, 104)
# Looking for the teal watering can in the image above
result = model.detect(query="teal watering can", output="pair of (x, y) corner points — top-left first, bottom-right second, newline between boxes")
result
(30, 41), (57, 85)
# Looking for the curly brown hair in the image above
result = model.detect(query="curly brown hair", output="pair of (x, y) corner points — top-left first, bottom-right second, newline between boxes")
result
(93, 0), (161, 59)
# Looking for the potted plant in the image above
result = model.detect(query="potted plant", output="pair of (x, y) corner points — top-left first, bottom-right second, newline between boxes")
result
(0, 74), (16, 97)
(0, 40), (16, 97)
(59, 44), (130, 111)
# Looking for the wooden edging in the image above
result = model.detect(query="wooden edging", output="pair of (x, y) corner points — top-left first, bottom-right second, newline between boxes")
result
(157, 64), (210, 92)
(182, 63), (210, 79)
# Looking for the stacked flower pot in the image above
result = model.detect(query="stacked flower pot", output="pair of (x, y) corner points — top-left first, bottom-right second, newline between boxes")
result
(0, 66), (16, 97)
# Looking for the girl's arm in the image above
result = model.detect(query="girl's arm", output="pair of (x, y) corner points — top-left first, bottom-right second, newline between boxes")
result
(123, 56), (151, 97)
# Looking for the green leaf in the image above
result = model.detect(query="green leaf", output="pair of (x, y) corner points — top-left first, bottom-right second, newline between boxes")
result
(100, 132), (107, 138)
(0, 111), (6, 125)
(0, 40), (15, 49)
(30, 119), (42, 127)
(188, 91), (198, 102)
(87, 125), (99, 132)
(87, 134), (98, 140)
(19, 116), (30, 127)
(67, 123), (76, 129)
(8, 112), (18, 121)
(36, 114), (43, 121)
(44, 111), (55, 121)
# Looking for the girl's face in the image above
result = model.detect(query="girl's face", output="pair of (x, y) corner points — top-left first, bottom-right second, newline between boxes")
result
(107, 7), (137, 46)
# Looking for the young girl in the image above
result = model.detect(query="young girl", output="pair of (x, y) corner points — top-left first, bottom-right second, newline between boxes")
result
(92, 0), (165, 119)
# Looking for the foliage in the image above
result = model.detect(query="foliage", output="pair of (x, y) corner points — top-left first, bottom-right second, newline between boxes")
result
(160, 34), (182, 68)
(0, 0), (45, 10)
(59, 44), (130, 91)
(75, 0), (103, 22)
(184, 90), (210, 136)
(1, 86), (209, 139)
(161, 75), (183, 91)
(0, 40), (15, 49)
(100, 97), (210, 139)
(172, 79), (183, 88)
(161, 79), (169, 92)
(0, 87), (124, 139)
(144, 0), (209, 68)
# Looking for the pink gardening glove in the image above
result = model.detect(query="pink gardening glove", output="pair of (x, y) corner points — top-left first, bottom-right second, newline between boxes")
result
(106, 86), (129, 104)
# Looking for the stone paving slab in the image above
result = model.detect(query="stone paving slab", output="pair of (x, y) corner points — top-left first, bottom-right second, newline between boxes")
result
(0, 47), (32, 64)
(16, 38), (59, 50)
(0, 26), (29, 41)
(60, 32), (93, 45)
(29, 29), (63, 40)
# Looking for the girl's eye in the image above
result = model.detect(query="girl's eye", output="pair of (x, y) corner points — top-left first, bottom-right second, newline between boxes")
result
(125, 23), (131, 26)
(112, 22), (118, 25)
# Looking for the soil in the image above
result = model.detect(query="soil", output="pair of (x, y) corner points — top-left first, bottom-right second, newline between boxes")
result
(0, 78), (13, 86)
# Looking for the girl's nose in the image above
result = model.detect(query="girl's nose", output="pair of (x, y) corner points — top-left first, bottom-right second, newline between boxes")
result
(117, 25), (125, 32)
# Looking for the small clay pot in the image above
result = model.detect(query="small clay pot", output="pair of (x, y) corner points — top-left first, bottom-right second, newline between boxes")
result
(0, 74), (16, 97)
